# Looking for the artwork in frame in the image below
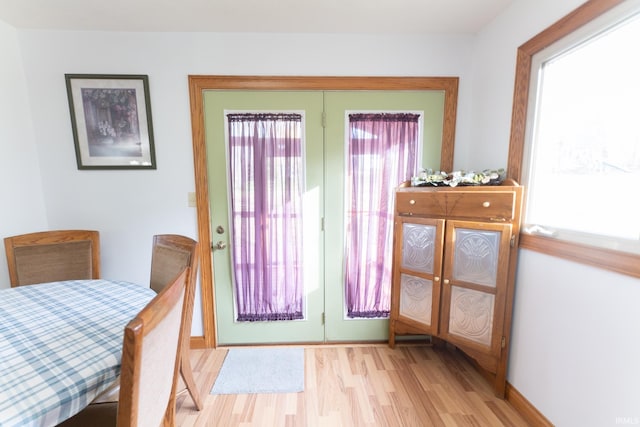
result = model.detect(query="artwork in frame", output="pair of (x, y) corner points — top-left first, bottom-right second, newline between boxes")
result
(65, 74), (157, 169)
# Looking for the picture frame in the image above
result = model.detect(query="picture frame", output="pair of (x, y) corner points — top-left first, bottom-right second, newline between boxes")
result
(65, 74), (157, 169)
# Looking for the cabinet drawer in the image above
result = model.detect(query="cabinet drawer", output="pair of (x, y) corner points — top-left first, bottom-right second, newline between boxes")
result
(396, 192), (447, 216)
(396, 190), (516, 221)
(446, 192), (515, 220)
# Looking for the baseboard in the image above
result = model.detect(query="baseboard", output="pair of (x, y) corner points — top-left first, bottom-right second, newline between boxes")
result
(505, 382), (554, 426)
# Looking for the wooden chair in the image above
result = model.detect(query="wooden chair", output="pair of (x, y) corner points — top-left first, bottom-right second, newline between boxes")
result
(58, 268), (189, 427)
(4, 230), (100, 287)
(149, 234), (203, 411)
(89, 234), (203, 412)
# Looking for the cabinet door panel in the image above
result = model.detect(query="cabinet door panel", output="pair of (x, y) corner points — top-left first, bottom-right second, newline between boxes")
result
(399, 274), (433, 325)
(448, 286), (495, 346)
(401, 222), (437, 273)
(440, 220), (512, 355)
(391, 217), (444, 334)
(452, 227), (501, 287)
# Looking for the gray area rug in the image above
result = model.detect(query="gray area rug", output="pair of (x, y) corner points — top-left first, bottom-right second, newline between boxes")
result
(211, 347), (304, 394)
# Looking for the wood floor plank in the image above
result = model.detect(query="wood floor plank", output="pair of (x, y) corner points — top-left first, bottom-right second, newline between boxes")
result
(175, 344), (531, 426)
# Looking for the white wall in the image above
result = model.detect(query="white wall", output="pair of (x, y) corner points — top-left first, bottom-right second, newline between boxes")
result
(466, 0), (587, 169)
(14, 30), (475, 336)
(0, 20), (48, 285)
(473, 1), (640, 425)
(5, 2), (640, 424)
(510, 251), (640, 426)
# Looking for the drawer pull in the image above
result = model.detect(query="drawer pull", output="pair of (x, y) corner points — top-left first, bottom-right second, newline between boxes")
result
(482, 201), (491, 208)
(409, 199), (416, 205)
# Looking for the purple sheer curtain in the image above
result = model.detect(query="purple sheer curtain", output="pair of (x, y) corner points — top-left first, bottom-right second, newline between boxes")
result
(227, 113), (304, 321)
(345, 113), (420, 318)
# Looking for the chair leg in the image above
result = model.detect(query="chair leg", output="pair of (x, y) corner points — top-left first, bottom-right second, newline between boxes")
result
(180, 349), (203, 410)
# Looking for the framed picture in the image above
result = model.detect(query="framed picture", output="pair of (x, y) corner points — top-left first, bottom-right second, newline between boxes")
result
(65, 74), (157, 169)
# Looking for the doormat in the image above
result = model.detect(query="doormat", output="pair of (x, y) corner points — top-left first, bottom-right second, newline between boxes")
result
(211, 347), (304, 394)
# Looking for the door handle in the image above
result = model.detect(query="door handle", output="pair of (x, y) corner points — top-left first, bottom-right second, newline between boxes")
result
(212, 241), (227, 251)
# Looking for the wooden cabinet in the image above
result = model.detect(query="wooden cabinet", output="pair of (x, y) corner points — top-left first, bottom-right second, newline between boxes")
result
(388, 179), (523, 397)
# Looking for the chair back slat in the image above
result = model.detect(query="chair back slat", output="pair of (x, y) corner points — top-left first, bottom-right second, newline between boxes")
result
(150, 244), (192, 293)
(149, 234), (203, 410)
(118, 268), (188, 427)
(14, 241), (93, 284)
(4, 230), (100, 287)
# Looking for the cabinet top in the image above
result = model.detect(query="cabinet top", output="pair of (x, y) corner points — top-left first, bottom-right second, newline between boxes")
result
(397, 178), (521, 192)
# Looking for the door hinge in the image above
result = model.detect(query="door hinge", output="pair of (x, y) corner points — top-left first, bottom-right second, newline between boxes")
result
(510, 234), (516, 247)
(321, 111), (327, 128)
(501, 336), (506, 348)
(321, 217), (325, 231)
(321, 312), (325, 325)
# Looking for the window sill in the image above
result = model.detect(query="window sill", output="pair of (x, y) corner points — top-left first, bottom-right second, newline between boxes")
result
(519, 233), (640, 279)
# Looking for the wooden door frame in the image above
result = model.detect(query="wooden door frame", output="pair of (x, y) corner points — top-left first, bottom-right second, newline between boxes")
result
(188, 75), (459, 348)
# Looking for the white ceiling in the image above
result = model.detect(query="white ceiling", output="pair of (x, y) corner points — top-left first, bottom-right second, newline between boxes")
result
(0, 0), (512, 34)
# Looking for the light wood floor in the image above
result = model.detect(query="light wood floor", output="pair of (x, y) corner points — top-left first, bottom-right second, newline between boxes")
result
(175, 344), (530, 427)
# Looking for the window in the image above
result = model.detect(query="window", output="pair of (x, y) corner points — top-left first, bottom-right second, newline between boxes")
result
(508, 0), (640, 278)
(523, 5), (640, 253)
(343, 112), (421, 318)
(226, 112), (305, 321)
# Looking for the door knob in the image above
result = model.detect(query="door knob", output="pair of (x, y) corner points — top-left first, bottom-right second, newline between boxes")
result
(213, 241), (227, 251)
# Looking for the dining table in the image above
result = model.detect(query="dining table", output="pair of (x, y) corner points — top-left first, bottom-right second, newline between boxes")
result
(0, 279), (156, 427)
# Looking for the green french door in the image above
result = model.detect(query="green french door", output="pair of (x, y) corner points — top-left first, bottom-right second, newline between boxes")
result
(323, 91), (444, 341)
(204, 90), (445, 345)
(205, 91), (325, 344)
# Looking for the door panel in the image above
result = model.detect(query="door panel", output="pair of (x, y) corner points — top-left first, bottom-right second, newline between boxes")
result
(204, 91), (325, 344)
(323, 91), (446, 341)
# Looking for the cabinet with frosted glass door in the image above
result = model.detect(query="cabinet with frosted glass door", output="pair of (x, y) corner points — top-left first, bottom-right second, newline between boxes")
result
(388, 179), (523, 397)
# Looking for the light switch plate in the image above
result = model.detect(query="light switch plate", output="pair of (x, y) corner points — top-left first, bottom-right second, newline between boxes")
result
(187, 192), (196, 207)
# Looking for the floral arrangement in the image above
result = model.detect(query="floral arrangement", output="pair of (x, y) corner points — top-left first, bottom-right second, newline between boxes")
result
(411, 168), (506, 187)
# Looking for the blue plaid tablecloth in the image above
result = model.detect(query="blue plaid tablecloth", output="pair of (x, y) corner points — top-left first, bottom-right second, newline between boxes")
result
(0, 280), (156, 427)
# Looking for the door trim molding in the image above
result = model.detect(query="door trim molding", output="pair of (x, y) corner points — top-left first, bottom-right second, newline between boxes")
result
(188, 75), (459, 348)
